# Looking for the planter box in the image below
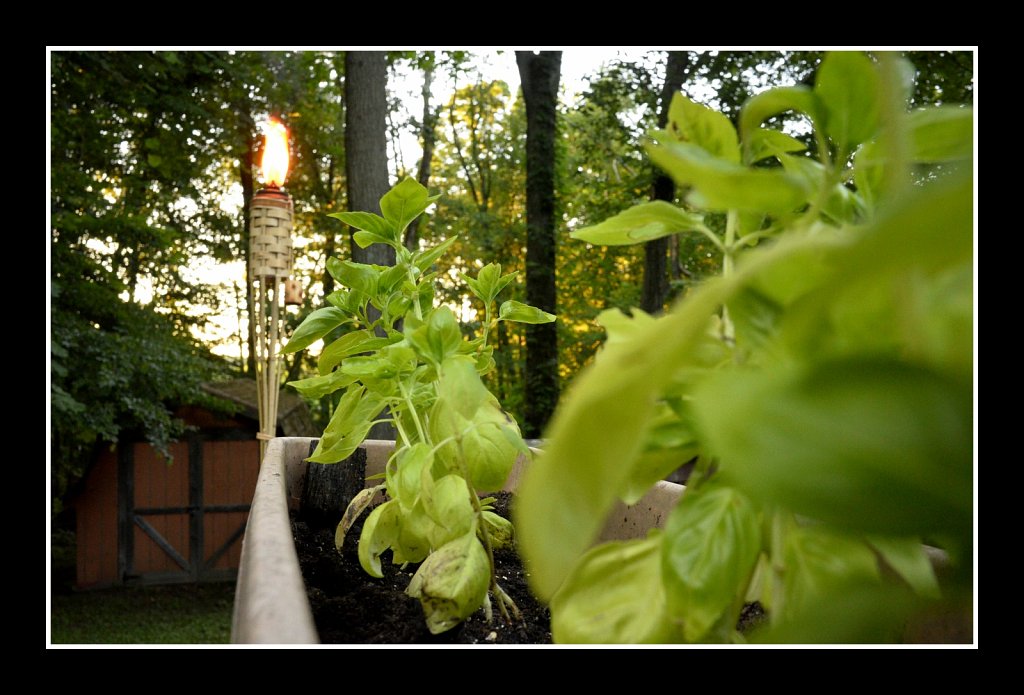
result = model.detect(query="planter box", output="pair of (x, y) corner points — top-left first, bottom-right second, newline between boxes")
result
(230, 437), (683, 644)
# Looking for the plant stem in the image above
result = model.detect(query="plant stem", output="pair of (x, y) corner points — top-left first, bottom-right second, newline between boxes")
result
(695, 225), (727, 255)
(388, 411), (411, 445)
(481, 302), (492, 347)
(408, 267), (424, 322)
(877, 51), (910, 201)
(731, 225), (780, 250)
(399, 380), (427, 444)
(767, 509), (789, 625)
(720, 210), (738, 347)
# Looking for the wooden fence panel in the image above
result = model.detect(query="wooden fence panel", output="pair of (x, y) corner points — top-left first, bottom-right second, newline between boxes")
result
(74, 449), (118, 587)
(203, 440), (259, 571)
(76, 437), (260, 587)
(132, 442), (189, 575)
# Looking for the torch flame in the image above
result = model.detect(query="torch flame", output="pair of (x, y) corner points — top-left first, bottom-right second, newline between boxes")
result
(261, 119), (290, 187)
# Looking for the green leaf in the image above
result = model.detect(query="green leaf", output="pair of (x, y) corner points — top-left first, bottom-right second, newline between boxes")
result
(782, 526), (880, 622)
(550, 533), (674, 644)
(756, 583), (923, 644)
(815, 51), (881, 152)
(437, 355), (489, 418)
(341, 344), (416, 383)
(482, 511), (514, 549)
(646, 139), (810, 214)
(461, 274), (482, 301)
(596, 307), (658, 345)
(777, 153), (865, 224)
(867, 536), (940, 599)
(407, 306), (463, 364)
(380, 177), (440, 235)
(461, 263), (518, 304)
(358, 499), (400, 578)
(353, 230), (394, 249)
(693, 358), (972, 535)
(621, 404), (700, 504)
(327, 258), (379, 296)
(406, 532), (490, 634)
(621, 449), (695, 506)
(281, 307), (349, 353)
(498, 300), (555, 324)
(516, 273), (737, 600)
(739, 85), (823, 144)
(325, 289), (357, 312)
(517, 171), (972, 604)
(422, 474), (475, 548)
(764, 173), (971, 364)
(385, 294), (412, 321)
(491, 271), (518, 299)
(287, 369), (357, 400)
(476, 262), (500, 296)
(726, 285), (784, 352)
(854, 140), (884, 209)
(412, 235), (458, 274)
(745, 128), (807, 164)
(378, 263), (408, 294)
(329, 210), (395, 240)
(307, 385), (386, 463)
(570, 201), (706, 246)
(664, 92), (740, 163)
(661, 486), (762, 642)
(385, 443), (434, 511)
(317, 329), (400, 375)
(907, 106), (973, 163)
(430, 393), (522, 492)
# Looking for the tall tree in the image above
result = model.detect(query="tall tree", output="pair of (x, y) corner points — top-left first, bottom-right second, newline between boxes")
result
(641, 51), (690, 314)
(343, 50), (395, 439)
(344, 50), (393, 267)
(405, 54), (438, 251)
(515, 51), (561, 437)
(50, 51), (233, 506)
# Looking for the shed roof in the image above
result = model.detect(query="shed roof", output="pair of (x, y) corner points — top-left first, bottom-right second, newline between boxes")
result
(201, 378), (317, 437)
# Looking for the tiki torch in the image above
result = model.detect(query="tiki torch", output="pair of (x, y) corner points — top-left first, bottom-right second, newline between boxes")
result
(250, 119), (293, 460)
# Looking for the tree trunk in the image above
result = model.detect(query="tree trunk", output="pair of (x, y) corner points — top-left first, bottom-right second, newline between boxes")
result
(344, 50), (395, 440)
(405, 60), (437, 251)
(344, 51), (394, 268)
(642, 51), (689, 315)
(515, 51), (561, 438)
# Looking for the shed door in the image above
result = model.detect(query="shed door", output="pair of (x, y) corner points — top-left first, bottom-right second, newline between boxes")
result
(118, 435), (260, 584)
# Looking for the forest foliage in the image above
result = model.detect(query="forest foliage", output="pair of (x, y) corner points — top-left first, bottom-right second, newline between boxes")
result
(48, 50), (974, 507)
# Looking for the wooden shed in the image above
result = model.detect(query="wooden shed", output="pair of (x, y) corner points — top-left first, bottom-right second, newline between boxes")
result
(72, 379), (316, 589)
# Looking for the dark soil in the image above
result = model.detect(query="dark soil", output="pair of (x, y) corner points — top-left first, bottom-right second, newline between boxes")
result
(737, 601), (768, 634)
(293, 491), (552, 644)
(294, 491), (768, 644)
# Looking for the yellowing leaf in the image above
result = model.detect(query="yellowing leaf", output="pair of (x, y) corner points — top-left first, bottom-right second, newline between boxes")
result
(406, 532), (490, 634)
(570, 201), (705, 246)
(646, 138), (810, 214)
(665, 92), (740, 163)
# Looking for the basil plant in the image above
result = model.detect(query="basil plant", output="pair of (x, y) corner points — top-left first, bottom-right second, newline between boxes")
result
(517, 52), (973, 643)
(283, 178), (554, 634)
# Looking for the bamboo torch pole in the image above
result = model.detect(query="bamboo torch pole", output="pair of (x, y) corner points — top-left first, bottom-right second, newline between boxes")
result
(249, 120), (293, 462)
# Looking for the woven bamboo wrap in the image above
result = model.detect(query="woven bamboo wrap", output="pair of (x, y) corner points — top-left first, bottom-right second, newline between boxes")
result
(250, 195), (293, 279)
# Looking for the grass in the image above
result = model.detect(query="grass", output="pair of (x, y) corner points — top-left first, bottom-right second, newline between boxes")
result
(50, 582), (235, 645)
(49, 528), (235, 645)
